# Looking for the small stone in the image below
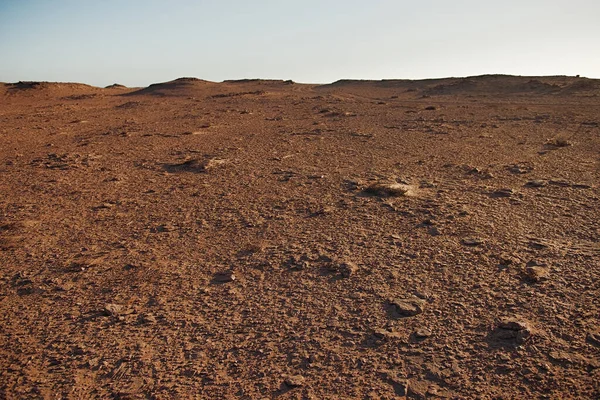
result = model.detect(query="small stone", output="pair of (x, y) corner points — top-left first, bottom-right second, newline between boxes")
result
(462, 237), (483, 246)
(491, 188), (514, 198)
(284, 375), (305, 387)
(499, 319), (530, 331)
(364, 182), (410, 197)
(546, 137), (572, 147)
(339, 261), (359, 278)
(154, 223), (175, 233)
(571, 183), (592, 189)
(548, 179), (571, 187)
(428, 226), (441, 236)
(508, 164), (533, 174)
(389, 297), (426, 318)
(104, 303), (123, 316)
(496, 318), (533, 344)
(525, 179), (548, 188)
(414, 328), (432, 338)
(498, 253), (520, 266)
(139, 313), (157, 324)
(524, 266), (549, 283)
(213, 270), (236, 283)
(586, 331), (600, 348)
(407, 379), (429, 400)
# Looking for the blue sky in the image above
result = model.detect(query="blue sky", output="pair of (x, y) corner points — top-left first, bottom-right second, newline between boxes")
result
(1, 0), (598, 86)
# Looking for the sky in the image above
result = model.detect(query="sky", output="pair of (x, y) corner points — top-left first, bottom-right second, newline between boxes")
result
(1, 0), (599, 87)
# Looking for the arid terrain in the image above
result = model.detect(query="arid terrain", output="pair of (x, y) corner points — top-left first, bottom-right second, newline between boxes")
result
(0, 75), (599, 399)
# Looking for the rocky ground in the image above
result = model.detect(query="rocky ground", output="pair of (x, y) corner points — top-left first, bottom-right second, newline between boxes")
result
(0, 75), (599, 399)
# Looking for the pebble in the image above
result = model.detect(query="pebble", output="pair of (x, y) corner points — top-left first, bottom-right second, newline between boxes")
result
(104, 303), (123, 316)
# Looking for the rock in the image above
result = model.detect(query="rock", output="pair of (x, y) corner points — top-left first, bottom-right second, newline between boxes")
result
(461, 237), (483, 246)
(524, 265), (549, 283)
(287, 255), (310, 271)
(154, 223), (175, 233)
(389, 297), (426, 318)
(571, 182), (592, 189)
(498, 253), (520, 266)
(339, 261), (359, 278)
(213, 270), (236, 283)
(546, 137), (572, 147)
(284, 374), (305, 387)
(428, 226), (441, 236)
(414, 328), (432, 338)
(104, 303), (123, 316)
(407, 379), (429, 400)
(496, 318), (533, 344)
(586, 331), (600, 348)
(139, 313), (157, 324)
(508, 164), (533, 174)
(371, 328), (402, 343)
(467, 167), (494, 179)
(548, 179), (571, 187)
(364, 182), (410, 197)
(491, 188), (514, 198)
(525, 179), (548, 188)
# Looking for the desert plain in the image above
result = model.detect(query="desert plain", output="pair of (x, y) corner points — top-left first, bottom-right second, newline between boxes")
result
(0, 75), (599, 399)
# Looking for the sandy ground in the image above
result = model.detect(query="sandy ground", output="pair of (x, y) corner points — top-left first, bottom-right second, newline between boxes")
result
(0, 75), (599, 399)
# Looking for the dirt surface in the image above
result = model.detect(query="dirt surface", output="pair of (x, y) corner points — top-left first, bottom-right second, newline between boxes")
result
(1, 75), (599, 399)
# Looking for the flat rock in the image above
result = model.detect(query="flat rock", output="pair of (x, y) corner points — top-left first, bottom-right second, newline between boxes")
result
(414, 328), (432, 338)
(490, 188), (515, 198)
(364, 182), (411, 197)
(284, 374), (305, 387)
(525, 179), (548, 188)
(495, 318), (533, 344)
(389, 297), (426, 318)
(462, 237), (483, 246)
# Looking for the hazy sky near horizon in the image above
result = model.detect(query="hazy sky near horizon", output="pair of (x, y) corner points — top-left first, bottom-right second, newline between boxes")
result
(1, 0), (599, 87)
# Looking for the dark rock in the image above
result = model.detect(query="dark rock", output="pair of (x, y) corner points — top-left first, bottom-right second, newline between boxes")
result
(213, 270), (236, 283)
(339, 261), (359, 278)
(586, 331), (600, 348)
(491, 188), (515, 198)
(495, 319), (533, 344)
(525, 179), (548, 188)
